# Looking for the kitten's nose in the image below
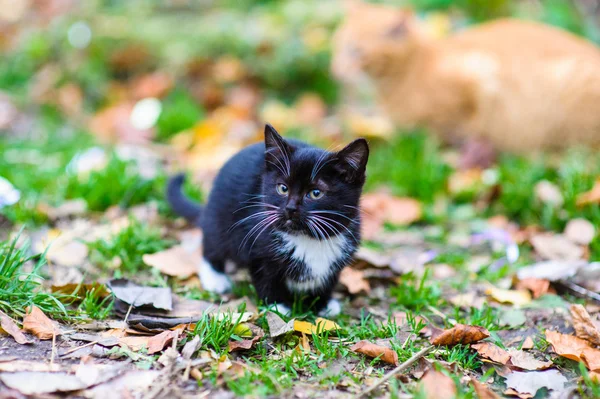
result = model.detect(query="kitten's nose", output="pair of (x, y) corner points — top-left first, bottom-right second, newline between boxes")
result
(285, 202), (299, 218)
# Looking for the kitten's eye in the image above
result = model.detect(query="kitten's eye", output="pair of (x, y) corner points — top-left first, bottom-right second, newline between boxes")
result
(308, 189), (324, 200)
(276, 183), (289, 196)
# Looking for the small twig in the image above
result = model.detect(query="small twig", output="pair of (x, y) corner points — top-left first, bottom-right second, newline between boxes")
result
(356, 345), (433, 398)
(61, 340), (98, 357)
(50, 331), (57, 365)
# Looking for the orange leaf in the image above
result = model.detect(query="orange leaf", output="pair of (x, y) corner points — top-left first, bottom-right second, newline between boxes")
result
(570, 304), (600, 346)
(339, 267), (370, 294)
(431, 324), (489, 346)
(515, 278), (550, 299)
(545, 330), (592, 362)
(142, 245), (199, 279)
(360, 192), (422, 239)
(22, 306), (61, 340)
(582, 348), (600, 372)
(350, 340), (399, 365)
(418, 369), (457, 399)
(471, 379), (500, 399)
(576, 179), (600, 206)
(147, 330), (176, 354)
(471, 342), (510, 364)
(0, 312), (32, 345)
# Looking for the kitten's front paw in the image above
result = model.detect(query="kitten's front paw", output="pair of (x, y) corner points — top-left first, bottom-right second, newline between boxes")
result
(199, 259), (231, 294)
(273, 303), (291, 316)
(318, 299), (341, 317)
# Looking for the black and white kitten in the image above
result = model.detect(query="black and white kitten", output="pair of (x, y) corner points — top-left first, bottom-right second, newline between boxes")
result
(167, 124), (369, 315)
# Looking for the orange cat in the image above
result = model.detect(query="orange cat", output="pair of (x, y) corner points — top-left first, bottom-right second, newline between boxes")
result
(332, 1), (600, 154)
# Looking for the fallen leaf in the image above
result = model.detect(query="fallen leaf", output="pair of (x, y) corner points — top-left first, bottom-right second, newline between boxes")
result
(142, 245), (199, 279)
(418, 369), (456, 399)
(299, 333), (310, 351)
(570, 304), (600, 346)
(350, 340), (399, 365)
(530, 233), (584, 261)
(147, 330), (176, 354)
(266, 311), (294, 338)
(471, 379), (500, 399)
(182, 335), (201, 360)
(293, 318), (340, 335)
(361, 192), (422, 239)
(499, 309), (526, 328)
(471, 342), (510, 364)
(564, 219), (596, 245)
(576, 179), (600, 206)
(514, 278), (550, 299)
(486, 287), (531, 306)
(228, 335), (262, 352)
(354, 247), (392, 268)
(431, 324), (490, 346)
(503, 387), (533, 399)
(545, 330), (591, 362)
(108, 279), (172, 311)
(0, 311), (32, 344)
(339, 267), (370, 294)
(46, 239), (89, 267)
(522, 336), (534, 350)
(582, 347), (600, 372)
(507, 349), (553, 370)
(23, 306), (61, 340)
(503, 369), (567, 396)
(516, 260), (587, 281)
(37, 199), (87, 220)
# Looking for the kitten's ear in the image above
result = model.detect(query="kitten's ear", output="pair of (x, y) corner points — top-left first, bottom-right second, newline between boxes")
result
(264, 124), (292, 174)
(335, 138), (369, 183)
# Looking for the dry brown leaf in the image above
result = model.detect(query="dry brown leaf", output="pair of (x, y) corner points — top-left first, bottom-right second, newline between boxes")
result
(418, 369), (456, 399)
(339, 267), (370, 294)
(22, 306), (61, 340)
(0, 312), (32, 344)
(228, 335), (262, 352)
(522, 336), (534, 350)
(564, 219), (596, 245)
(530, 233), (584, 261)
(570, 304), (600, 346)
(504, 388), (533, 398)
(431, 324), (489, 346)
(147, 330), (176, 354)
(507, 349), (553, 370)
(545, 330), (592, 362)
(142, 245), (199, 279)
(486, 287), (531, 306)
(514, 278), (550, 299)
(350, 340), (399, 365)
(471, 342), (510, 364)
(471, 379), (500, 399)
(582, 348), (600, 372)
(361, 192), (422, 239)
(577, 179), (600, 206)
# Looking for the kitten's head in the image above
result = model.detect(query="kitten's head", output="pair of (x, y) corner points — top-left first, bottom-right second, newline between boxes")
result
(261, 124), (369, 240)
(331, 0), (424, 82)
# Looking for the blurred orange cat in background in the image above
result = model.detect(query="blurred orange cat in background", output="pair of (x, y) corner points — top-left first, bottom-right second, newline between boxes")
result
(332, 0), (600, 158)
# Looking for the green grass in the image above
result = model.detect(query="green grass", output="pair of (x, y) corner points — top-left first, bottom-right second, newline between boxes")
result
(87, 218), (175, 275)
(191, 307), (247, 355)
(366, 133), (451, 203)
(0, 234), (69, 319)
(391, 268), (443, 310)
(78, 287), (114, 320)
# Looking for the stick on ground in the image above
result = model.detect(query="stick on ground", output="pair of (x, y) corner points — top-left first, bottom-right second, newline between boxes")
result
(356, 345), (433, 398)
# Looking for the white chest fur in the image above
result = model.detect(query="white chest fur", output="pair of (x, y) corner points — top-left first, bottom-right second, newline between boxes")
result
(278, 232), (348, 292)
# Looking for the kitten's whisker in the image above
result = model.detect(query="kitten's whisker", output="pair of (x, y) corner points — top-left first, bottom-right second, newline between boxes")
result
(308, 218), (338, 254)
(248, 216), (280, 252)
(343, 204), (371, 217)
(229, 210), (278, 231)
(233, 202), (278, 213)
(308, 210), (354, 222)
(266, 159), (287, 177)
(311, 214), (359, 245)
(239, 215), (279, 251)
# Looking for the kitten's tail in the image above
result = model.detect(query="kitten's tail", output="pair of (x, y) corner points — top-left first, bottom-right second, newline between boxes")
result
(166, 173), (203, 224)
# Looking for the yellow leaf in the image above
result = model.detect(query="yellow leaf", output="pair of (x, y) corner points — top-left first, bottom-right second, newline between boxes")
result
(314, 318), (340, 332)
(486, 287), (531, 306)
(293, 320), (316, 335)
(233, 323), (253, 338)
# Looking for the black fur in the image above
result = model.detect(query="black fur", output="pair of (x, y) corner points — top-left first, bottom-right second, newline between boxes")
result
(167, 124), (369, 312)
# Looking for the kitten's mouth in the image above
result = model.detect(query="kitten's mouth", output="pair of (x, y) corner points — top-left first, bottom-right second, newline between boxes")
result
(281, 219), (305, 233)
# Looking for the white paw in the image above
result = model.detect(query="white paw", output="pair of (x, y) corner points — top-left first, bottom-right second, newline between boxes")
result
(273, 303), (291, 316)
(199, 259), (231, 294)
(319, 299), (341, 317)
